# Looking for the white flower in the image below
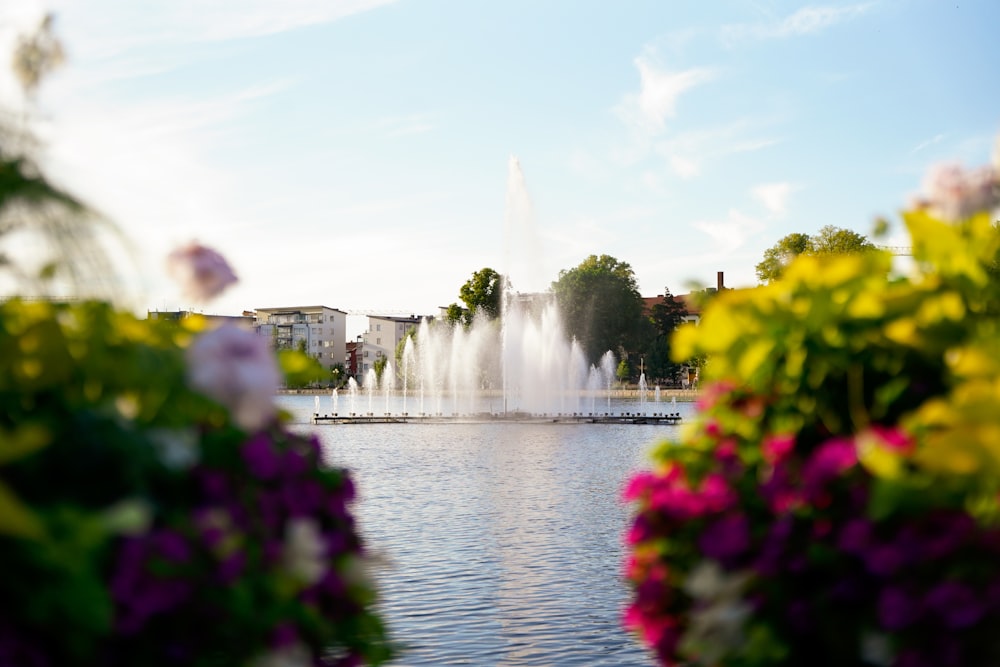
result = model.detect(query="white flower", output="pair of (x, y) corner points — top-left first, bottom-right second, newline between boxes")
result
(282, 518), (327, 586)
(167, 241), (238, 303)
(186, 325), (280, 432)
(919, 162), (999, 222)
(247, 642), (312, 667)
(149, 428), (200, 469)
(680, 560), (754, 665)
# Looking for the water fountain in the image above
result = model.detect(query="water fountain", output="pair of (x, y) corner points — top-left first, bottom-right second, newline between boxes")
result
(312, 157), (681, 426)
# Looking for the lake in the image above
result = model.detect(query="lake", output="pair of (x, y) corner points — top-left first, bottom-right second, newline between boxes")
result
(278, 394), (696, 666)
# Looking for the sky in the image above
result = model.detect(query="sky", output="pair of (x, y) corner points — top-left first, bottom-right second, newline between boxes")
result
(1, 0), (998, 338)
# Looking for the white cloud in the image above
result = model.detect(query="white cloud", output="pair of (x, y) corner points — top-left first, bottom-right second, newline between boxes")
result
(692, 209), (766, 254)
(910, 133), (947, 154)
(752, 182), (794, 216)
(722, 3), (874, 43)
(669, 155), (700, 179)
(654, 121), (780, 178)
(615, 56), (715, 136)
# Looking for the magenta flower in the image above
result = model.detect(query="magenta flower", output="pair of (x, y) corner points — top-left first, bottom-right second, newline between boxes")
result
(761, 433), (795, 464)
(802, 437), (857, 493)
(166, 241), (238, 303)
(186, 324), (280, 432)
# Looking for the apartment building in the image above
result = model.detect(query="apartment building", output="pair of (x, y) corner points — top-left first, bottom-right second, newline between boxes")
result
(360, 314), (422, 378)
(254, 305), (347, 372)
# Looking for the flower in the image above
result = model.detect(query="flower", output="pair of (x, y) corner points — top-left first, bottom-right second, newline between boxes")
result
(166, 241), (238, 303)
(282, 518), (328, 586)
(186, 324), (281, 432)
(916, 162), (999, 222)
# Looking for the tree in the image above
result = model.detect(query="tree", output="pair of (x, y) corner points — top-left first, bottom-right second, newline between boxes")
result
(447, 268), (506, 328)
(755, 226), (876, 283)
(643, 288), (688, 384)
(459, 267), (504, 320)
(552, 254), (644, 363)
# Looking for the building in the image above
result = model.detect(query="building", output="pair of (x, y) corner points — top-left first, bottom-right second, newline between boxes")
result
(359, 315), (422, 379)
(254, 306), (347, 373)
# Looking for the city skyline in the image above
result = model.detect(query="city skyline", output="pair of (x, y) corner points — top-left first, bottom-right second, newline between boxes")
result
(1, 1), (998, 340)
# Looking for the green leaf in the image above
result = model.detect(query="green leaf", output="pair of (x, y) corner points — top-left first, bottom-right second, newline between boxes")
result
(0, 422), (52, 464)
(0, 479), (45, 539)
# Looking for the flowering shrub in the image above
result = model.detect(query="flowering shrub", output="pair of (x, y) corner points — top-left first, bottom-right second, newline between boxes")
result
(0, 298), (390, 664)
(624, 151), (1000, 666)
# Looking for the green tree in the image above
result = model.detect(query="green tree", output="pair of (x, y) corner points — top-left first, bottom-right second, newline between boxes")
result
(444, 302), (467, 327)
(459, 267), (504, 319)
(329, 363), (347, 389)
(372, 354), (388, 385)
(552, 254), (644, 363)
(756, 226), (876, 283)
(446, 268), (506, 328)
(643, 288), (688, 384)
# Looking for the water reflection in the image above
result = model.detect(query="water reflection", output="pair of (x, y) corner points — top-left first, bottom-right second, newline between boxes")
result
(278, 395), (694, 665)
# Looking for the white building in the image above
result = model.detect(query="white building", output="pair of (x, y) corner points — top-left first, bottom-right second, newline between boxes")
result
(254, 306), (347, 373)
(360, 315), (422, 379)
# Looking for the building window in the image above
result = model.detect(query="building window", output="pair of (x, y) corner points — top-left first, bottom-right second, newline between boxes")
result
(376, 324), (381, 332)
(376, 337), (381, 345)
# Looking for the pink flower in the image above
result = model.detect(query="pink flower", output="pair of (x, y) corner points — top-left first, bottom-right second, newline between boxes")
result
(186, 324), (280, 432)
(802, 437), (857, 493)
(167, 241), (238, 303)
(917, 162), (998, 222)
(762, 433), (795, 464)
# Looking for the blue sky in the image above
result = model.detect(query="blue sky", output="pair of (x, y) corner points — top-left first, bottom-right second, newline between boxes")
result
(2, 1), (998, 335)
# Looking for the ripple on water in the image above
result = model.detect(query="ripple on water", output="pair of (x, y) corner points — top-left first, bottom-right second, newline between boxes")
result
(277, 396), (690, 665)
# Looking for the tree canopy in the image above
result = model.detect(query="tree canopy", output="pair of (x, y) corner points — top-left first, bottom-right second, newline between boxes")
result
(755, 225), (876, 283)
(642, 288), (689, 384)
(445, 267), (505, 327)
(551, 254), (644, 363)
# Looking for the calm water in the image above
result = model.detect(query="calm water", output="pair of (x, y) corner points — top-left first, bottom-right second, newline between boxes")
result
(278, 395), (696, 666)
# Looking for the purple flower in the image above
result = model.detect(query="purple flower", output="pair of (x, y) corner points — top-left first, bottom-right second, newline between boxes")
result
(878, 586), (917, 630)
(864, 542), (905, 576)
(166, 241), (238, 303)
(698, 512), (750, 562)
(217, 551), (246, 584)
(242, 433), (281, 480)
(923, 581), (984, 629)
(186, 325), (280, 432)
(154, 529), (191, 563)
(837, 518), (873, 556)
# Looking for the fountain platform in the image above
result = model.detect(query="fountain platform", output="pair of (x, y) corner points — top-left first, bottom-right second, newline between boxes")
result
(311, 412), (683, 426)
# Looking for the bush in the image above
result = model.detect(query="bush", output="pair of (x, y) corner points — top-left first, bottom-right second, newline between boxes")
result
(623, 154), (1000, 666)
(0, 300), (391, 666)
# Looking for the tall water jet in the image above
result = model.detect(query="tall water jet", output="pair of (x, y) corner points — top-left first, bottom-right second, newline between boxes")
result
(402, 337), (415, 415)
(383, 361), (394, 414)
(332, 388), (339, 414)
(365, 368), (377, 414)
(347, 377), (359, 415)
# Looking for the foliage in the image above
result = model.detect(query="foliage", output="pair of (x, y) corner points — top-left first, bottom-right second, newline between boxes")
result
(446, 267), (506, 328)
(459, 267), (504, 320)
(372, 354), (388, 385)
(624, 152), (1000, 666)
(643, 288), (689, 385)
(0, 300), (392, 666)
(755, 225), (876, 284)
(0, 16), (122, 300)
(552, 254), (644, 363)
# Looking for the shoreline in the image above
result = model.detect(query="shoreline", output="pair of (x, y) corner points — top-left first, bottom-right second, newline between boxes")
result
(277, 387), (702, 402)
